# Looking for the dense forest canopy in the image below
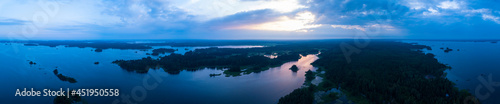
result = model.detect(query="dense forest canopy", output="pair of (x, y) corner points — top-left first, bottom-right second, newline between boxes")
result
(304, 41), (476, 103)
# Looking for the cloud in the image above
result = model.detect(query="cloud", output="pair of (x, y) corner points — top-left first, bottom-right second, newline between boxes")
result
(407, 1), (426, 10)
(203, 9), (282, 30)
(169, 0), (307, 21)
(0, 18), (27, 25)
(331, 25), (365, 31)
(100, 0), (193, 24)
(437, 1), (461, 9)
(423, 8), (441, 16)
(482, 14), (500, 24)
(341, 0), (351, 6)
(461, 8), (491, 14)
(331, 24), (396, 32)
(228, 11), (322, 32)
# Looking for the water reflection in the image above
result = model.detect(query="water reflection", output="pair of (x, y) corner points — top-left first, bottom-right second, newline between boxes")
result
(264, 54), (278, 59)
(111, 54), (320, 104)
(213, 45), (264, 48)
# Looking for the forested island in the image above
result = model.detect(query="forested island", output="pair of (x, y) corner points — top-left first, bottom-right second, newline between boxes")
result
(23, 43), (38, 46)
(53, 69), (77, 83)
(290, 65), (299, 72)
(1, 40), (283, 50)
(149, 48), (176, 56)
(12, 41), (152, 49)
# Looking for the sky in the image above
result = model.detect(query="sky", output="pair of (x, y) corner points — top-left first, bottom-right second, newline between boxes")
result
(0, 0), (499, 40)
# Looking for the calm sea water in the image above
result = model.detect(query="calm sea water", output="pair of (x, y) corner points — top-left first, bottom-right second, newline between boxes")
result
(0, 43), (318, 104)
(405, 40), (500, 104)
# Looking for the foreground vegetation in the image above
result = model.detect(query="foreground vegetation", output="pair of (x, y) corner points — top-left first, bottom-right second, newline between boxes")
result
(53, 92), (82, 104)
(150, 48), (176, 56)
(278, 85), (316, 104)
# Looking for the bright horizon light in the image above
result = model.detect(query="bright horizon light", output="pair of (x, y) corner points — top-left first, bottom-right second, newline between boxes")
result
(229, 11), (322, 32)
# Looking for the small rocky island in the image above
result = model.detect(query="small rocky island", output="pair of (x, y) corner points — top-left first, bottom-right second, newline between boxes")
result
(53, 69), (77, 83)
(440, 47), (453, 53)
(444, 47), (453, 53)
(209, 73), (222, 77)
(94, 48), (103, 52)
(28, 61), (36, 65)
(289, 65), (299, 72)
